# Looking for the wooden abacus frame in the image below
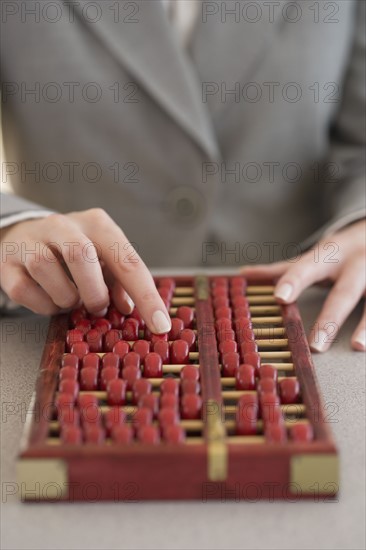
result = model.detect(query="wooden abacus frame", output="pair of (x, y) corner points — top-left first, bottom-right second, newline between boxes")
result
(17, 276), (339, 502)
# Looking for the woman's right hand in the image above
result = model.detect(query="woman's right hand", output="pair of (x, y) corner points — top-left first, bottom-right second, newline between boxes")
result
(0, 208), (171, 333)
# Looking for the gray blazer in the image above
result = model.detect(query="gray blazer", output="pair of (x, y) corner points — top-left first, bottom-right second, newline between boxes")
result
(1, 0), (365, 267)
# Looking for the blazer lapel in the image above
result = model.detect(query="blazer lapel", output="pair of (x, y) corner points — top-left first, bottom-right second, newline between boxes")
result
(68, 0), (219, 159)
(190, 0), (288, 115)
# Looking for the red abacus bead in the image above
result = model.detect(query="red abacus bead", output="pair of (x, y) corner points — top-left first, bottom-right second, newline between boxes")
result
(163, 425), (186, 443)
(102, 352), (120, 370)
(236, 413), (257, 436)
(161, 378), (179, 396)
(138, 425), (160, 444)
(107, 378), (127, 406)
(217, 329), (236, 343)
(260, 364), (278, 381)
(232, 295), (249, 307)
(139, 394), (159, 417)
(262, 405), (283, 425)
(58, 406), (80, 426)
(235, 364), (256, 390)
(85, 329), (103, 353)
(216, 317), (232, 331)
(77, 393), (98, 409)
(158, 407), (179, 426)
(290, 423), (314, 442)
(75, 318), (92, 335)
(234, 307), (250, 319)
(60, 366), (78, 381)
(257, 378), (277, 394)
(84, 424), (105, 444)
(122, 365), (141, 389)
(132, 379), (152, 404)
(107, 307), (125, 329)
(143, 352), (163, 378)
(78, 398), (101, 424)
(231, 275), (246, 287)
(62, 353), (79, 370)
(212, 277), (228, 287)
(265, 424), (287, 443)
(132, 407), (153, 430)
(211, 286), (228, 298)
(93, 318), (111, 335)
(170, 339), (190, 364)
(55, 393), (74, 413)
(180, 365), (200, 382)
(113, 340), (130, 360)
(132, 340), (151, 361)
(100, 366), (119, 390)
(160, 393), (179, 409)
(66, 329), (84, 352)
(181, 394), (202, 419)
(176, 306), (194, 328)
(70, 307), (87, 326)
(153, 341), (170, 364)
(59, 379), (79, 399)
(213, 296), (230, 309)
(222, 352), (240, 377)
(111, 424), (133, 444)
(181, 379), (200, 394)
(238, 393), (258, 409)
(104, 329), (121, 352)
(230, 288), (245, 300)
(122, 351), (141, 369)
(243, 352), (261, 375)
(219, 340), (237, 355)
(169, 318), (185, 341)
(180, 328), (196, 351)
(280, 378), (300, 404)
(104, 408), (127, 435)
(261, 394), (281, 420)
(61, 425), (82, 444)
(151, 333), (169, 345)
(240, 341), (258, 357)
(130, 308), (145, 329)
(215, 306), (232, 320)
(121, 318), (139, 341)
(82, 353), (100, 370)
(158, 277), (176, 291)
(79, 367), (98, 390)
(158, 287), (173, 302)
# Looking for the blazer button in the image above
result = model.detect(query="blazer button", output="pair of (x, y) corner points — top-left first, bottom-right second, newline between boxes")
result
(163, 186), (205, 226)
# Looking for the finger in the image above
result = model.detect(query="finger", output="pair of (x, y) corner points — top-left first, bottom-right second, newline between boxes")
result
(274, 251), (332, 304)
(80, 209), (171, 333)
(1, 266), (60, 316)
(351, 303), (366, 352)
(47, 215), (110, 316)
(309, 261), (366, 353)
(240, 261), (288, 280)
(25, 246), (80, 309)
(110, 279), (134, 315)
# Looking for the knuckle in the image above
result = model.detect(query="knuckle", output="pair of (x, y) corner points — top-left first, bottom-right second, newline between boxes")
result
(6, 278), (26, 303)
(56, 293), (79, 310)
(86, 208), (111, 226)
(26, 254), (48, 275)
(85, 297), (109, 314)
(139, 289), (159, 304)
(46, 213), (68, 229)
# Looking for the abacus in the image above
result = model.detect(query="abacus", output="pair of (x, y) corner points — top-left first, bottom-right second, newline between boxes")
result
(17, 276), (339, 501)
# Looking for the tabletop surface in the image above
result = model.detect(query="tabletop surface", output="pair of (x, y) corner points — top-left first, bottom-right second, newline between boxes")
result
(1, 282), (365, 550)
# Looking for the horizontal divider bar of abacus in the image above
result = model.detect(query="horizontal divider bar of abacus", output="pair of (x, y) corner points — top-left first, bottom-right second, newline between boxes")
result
(173, 286), (275, 296)
(169, 306), (282, 316)
(64, 350), (292, 362)
(171, 296), (277, 306)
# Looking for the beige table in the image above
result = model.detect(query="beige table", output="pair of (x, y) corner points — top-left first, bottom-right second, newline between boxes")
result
(1, 285), (365, 550)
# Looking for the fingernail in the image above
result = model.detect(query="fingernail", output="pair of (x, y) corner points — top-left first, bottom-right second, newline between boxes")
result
(275, 283), (293, 302)
(94, 307), (108, 317)
(125, 295), (134, 314)
(354, 330), (366, 350)
(152, 310), (171, 334)
(310, 330), (329, 353)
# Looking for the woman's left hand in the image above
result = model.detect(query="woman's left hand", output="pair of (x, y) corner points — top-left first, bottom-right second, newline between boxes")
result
(241, 219), (366, 353)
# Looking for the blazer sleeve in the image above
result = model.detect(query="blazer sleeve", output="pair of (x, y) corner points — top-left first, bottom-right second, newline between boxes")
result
(320, 0), (366, 237)
(0, 192), (55, 229)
